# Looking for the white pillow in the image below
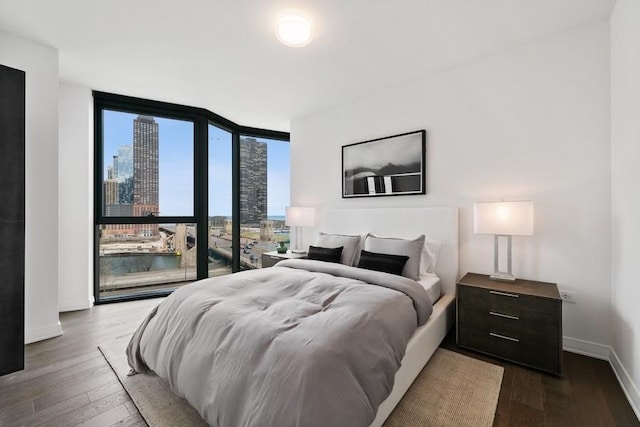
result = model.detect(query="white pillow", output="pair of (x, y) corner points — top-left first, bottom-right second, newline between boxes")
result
(314, 233), (361, 266)
(421, 237), (442, 274)
(350, 233), (369, 267)
(363, 234), (425, 281)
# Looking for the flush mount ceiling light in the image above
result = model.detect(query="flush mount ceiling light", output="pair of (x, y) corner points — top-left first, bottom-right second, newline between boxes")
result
(276, 11), (312, 47)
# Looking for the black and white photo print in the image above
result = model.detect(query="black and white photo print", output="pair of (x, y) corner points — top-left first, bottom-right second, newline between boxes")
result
(342, 130), (426, 198)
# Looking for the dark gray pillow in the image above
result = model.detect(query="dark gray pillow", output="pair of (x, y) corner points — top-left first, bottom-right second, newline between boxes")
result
(363, 234), (425, 280)
(315, 233), (361, 265)
(357, 250), (409, 276)
(307, 245), (343, 263)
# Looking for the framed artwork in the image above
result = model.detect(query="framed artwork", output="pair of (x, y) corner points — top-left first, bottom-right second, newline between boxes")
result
(342, 130), (426, 198)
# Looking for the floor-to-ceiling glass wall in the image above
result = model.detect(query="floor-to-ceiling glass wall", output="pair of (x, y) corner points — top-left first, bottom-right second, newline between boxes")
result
(239, 136), (291, 269)
(94, 93), (289, 302)
(208, 123), (233, 277)
(97, 109), (197, 299)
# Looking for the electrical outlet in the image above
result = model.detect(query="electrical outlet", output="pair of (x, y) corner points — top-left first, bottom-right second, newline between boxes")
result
(559, 290), (576, 304)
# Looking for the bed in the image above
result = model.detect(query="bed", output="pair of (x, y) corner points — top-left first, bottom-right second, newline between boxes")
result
(320, 207), (458, 427)
(127, 207), (458, 427)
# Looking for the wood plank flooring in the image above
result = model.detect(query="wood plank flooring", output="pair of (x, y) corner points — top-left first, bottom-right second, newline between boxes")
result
(0, 298), (160, 427)
(440, 332), (639, 427)
(0, 298), (637, 426)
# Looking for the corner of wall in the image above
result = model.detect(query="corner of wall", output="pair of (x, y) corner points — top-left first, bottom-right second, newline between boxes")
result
(58, 83), (94, 313)
(25, 322), (63, 345)
(1, 30), (62, 344)
(564, 337), (639, 420)
(610, 348), (640, 420)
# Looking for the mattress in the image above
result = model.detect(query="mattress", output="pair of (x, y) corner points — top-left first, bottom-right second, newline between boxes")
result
(418, 273), (441, 304)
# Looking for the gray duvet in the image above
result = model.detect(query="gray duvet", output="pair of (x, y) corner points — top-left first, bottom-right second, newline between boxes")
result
(127, 259), (433, 427)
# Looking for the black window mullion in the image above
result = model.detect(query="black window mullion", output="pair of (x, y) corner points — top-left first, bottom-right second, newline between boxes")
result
(93, 100), (105, 302)
(195, 117), (209, 279)
(232, 131), (241, 272)
(97, 216), (196, 225)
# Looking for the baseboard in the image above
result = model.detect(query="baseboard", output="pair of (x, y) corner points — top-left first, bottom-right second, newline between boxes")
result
(563, 336), (610, 360)
(564, 336), (639, 421)
(25, 321), (63, 344)
(59, 297), (93, 312)
(609, 348), (640, 420)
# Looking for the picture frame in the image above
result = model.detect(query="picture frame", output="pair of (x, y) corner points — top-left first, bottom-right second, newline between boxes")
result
(342, 130), (426, 198)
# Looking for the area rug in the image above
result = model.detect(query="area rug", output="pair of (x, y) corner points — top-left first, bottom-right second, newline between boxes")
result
(99, 337), (503, 427)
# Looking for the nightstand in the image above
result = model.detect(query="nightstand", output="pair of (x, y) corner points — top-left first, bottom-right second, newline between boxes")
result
(456, 272), (562, 376)
(261, 251), (307, 268)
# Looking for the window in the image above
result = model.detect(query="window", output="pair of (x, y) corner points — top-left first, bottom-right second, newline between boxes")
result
(239, 136), (291, 269)
(94, 93), (289, 302)
(101, 111), (194, 217)
(208, 124), (233, 277)
(99, 223), (197, 297)
(97, 107), (198, 300)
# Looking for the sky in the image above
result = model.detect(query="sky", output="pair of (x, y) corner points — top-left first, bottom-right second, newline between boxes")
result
(103, 110), (290, 217)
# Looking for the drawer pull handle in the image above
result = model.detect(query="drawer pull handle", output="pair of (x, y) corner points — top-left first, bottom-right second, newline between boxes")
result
(489, 290), (519, 298)
(490, 332), (520, 342)
(489, 311), (519, 320)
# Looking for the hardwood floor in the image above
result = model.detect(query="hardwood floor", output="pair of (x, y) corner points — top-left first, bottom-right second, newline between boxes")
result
(0, 298), (160, 427)
(1, 298), (638, 426)
(441, 332), (639, 427)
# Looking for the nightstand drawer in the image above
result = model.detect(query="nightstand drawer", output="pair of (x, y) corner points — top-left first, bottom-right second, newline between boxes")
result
(458, 323), (561, 375)
(458, 309), (559, 344)
(458, 284), (555, 323)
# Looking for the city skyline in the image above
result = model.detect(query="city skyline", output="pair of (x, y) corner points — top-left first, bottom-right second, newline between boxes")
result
(103, 110), (290, 218)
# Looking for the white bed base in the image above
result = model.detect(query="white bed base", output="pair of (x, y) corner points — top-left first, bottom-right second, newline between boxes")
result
(319, 207), (459, 426)
(371, 293), (455, 426)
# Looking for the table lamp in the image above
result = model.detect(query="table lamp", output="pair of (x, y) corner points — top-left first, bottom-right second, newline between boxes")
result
(473, 201), (534, 282)
(285, 206), (315, 253)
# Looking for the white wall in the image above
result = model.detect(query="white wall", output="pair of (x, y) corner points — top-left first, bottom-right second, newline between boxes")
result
(291, 22), (611, 350)
(58, 83), (93, 311)
(0, 31), (61, 343)
(610, 0), (640, 416)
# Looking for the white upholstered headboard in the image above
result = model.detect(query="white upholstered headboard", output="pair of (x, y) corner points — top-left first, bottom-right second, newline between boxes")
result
(319, 207), (459, 295)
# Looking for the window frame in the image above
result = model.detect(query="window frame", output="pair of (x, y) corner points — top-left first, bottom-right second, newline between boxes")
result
(93, 92), (289, 304)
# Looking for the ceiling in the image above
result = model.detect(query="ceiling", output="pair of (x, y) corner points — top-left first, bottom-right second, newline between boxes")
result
(0, 0), (614, 132)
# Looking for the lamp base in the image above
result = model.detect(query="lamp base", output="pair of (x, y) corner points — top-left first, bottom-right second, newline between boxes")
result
(490, 272), (516, 282)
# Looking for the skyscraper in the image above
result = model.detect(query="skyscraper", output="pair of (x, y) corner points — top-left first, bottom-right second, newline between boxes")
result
(104, 152), (133, 219)
(133, 116), (159, 214)
(102, 116), (159, 237)
(239, 137), (267, 224)
(133, 116), (159, 236)
(116, 145), (133, 183)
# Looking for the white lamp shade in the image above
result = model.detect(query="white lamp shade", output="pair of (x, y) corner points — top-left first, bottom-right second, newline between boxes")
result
(285, 207), (315, 227)
(474, 201), (534, 236)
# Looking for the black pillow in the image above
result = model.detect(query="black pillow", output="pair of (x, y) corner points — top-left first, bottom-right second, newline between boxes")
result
(357, 250), (409, 276)
(307, 245), (344, 263)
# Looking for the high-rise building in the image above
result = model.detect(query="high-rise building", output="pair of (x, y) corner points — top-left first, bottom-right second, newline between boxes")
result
(239, 137), (267, 224)
(133, 115), (160, 236)
(116, 145), (133, 182)
(104, 151), (133, 235)
(102, 117), (159, 237)
(104, 178), (119, 205)
(115, 145), (134, 204)
(112, 155), (119, 179)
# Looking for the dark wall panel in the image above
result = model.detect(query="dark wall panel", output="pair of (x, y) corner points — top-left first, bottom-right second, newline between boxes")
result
(0, 64), (25, 376)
